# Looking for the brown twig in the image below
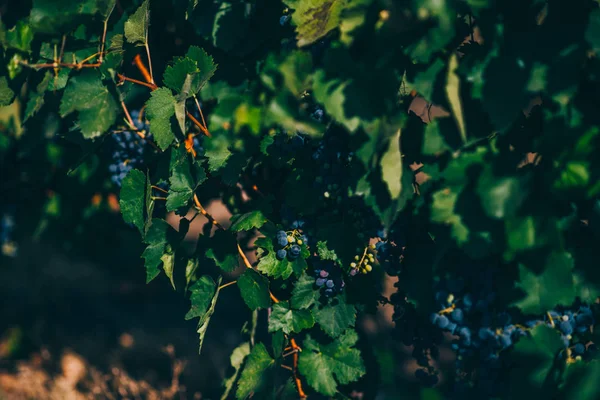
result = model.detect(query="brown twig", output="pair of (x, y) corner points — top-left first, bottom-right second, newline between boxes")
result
(133, 54), (154, 84)
(187, 111), (211, 137)
(289, 338), (306, 398)
(117, 73), (157, 90)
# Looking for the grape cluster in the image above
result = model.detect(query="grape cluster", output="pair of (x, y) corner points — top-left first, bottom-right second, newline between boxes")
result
(313, 260), (345, 297)
(527, 305), (596, 360)
(1, 211), (17, 257)
(349, 244), (376, 275)
(424, 270), (597, 396)
(275, 230), (307, 261)
(108, 110), (151, 186)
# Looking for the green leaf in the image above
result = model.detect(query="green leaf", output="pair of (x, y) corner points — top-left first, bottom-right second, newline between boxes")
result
(124, 0), (149, 46)
(190, 275), (222, 353)
(163, 57), (199, 94)
(513, 251), (576, 314)
(186, 46), (217, 94)
(119, 169), (146, 236)
(59, 70), (117, 138)
(205, 230), (240, 273)
(141, 219), (176, 283)
(560, 361), (600, 400)
(2, 20), (34, 52)
(145, 87), (176, 150)
(229, 211), (268, 232)
(313, 297), (356, 338)
(430, 189), (469, 244)
(161, 252), (176, 289)
(508, 324), (565, 398)
(167, 147), (206, 211)
(204, 135), (232, 172)
(445, 53), (466, 143)
(221, 342), (251, 400)
(316, 241), (338, 262)
(255, 237), (302, 279)
(0, 77), (15, 107)
(291, 272), (320, 309)
(380, 129), (402, 199)
(268, 301), (314, 335)
(237, 269), (271, 310)
(24, 72), (52, 121)
(236, 343), (274, 400)
(287, 0), (346, 47)
(185, 275), (216, 320)
(298, 330), (365, 396)
(477, 172), (526, 220)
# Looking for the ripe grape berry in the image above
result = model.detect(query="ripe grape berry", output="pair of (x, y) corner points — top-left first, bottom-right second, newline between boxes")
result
(274, 229), (307, 261)
(313, 260), (345, 297)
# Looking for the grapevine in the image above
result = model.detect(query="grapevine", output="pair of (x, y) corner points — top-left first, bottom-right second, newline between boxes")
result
(2, 0), (600, 399)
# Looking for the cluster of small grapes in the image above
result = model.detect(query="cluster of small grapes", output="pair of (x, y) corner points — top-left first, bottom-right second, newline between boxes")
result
(275, 229), (307, 261)
(349, 244), (376, 275)
(108, 110), (152, 186)
(1, 210), (17, 257)
(527, 305), (596, 360)
(313, 260), (346, 296)
(426, 272), (597, 396)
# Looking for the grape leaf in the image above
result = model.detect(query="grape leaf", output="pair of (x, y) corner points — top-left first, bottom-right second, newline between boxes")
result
(141, 219), (177, 283)
(24, 72), (52, 121)
(185, 275), (216, 320)
(446, 53), (466, 144)
(380, 129), (402, 199)
(268, 301), (314, 335)
(186, 46), (217, 94)
(204, 135), (232, 172)
(229, 211), (268, 232)
(186, 275), (222, 354)
(316, 241), (338, 262)
(298, 330), (365, 396)
(508, 324), (565, 398)
(59, 70), (117, 138)
(221, 342), (251, 400)
(119, 169), (147, 236)
(313, 297), (356, 338)
(559, 360), (600, 400)
(291, 272), (320, 309)
(160, 252), (176, 289)
(255, 237), (301, 279)
(167, 147), (206, 211)
(163, 57), (199, 94)
(145, 87), (176, 150)
(286, 0), (346, 47)
(2, 20), (34, 52)
(237, 269), (271, 310)
(236, 343), (274, 400)
(124, 0), (149, 46)
(0, 77), (15, 106)
(513, 251), (576, 314)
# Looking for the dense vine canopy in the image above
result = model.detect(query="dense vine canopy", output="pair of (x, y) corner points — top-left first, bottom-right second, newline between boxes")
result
(2, 0), (600, 399)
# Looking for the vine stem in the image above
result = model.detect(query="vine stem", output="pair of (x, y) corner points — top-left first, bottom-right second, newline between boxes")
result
(218, 280), (237, 290)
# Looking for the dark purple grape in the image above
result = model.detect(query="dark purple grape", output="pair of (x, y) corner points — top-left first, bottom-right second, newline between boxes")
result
(276, 249), (287, 260)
